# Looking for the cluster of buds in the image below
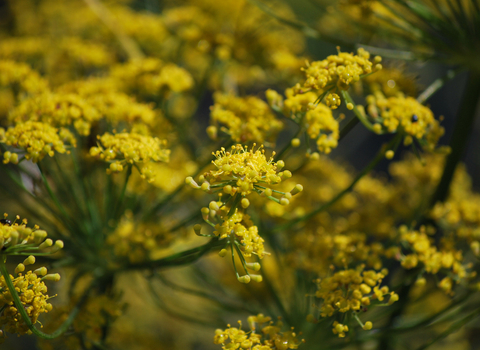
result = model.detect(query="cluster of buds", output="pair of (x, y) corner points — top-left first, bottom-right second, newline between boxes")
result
(186, 144), (302, 283)
(294, 47), (382, 109)
(0, 215), (62, 341)
(0, 214), (64, 255)
(214, 314), (303, 350)
(186, 144), (302, 206)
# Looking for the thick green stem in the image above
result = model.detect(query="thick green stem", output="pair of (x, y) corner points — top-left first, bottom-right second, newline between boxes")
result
(339, 115), (360, 140)
(429, 71), (480, 206)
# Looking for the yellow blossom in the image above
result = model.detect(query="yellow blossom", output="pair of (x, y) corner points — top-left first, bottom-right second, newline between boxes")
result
(296, 48), (381, 108)
(366, 92), (444, 149)
(214, 315), (302, 350)
(9, 92), (101, 136)
(1, 121), (75, 163)
(194, 144), (299, 201)
(0, 270), (57, 336)
(89, 131), (170, 178)
(315, 268), (396, 319)
(209, 93), (283, 143)
(110, 58), (194, 97)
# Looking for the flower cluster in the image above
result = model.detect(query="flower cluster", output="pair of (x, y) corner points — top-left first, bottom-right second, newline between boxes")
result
(106, 212), (179, 263)
(9, 92), (101, 136)
(0, 60), (48, 96)
(295, 48), (382, 109)
(1, 121), (75, 163)
(210, 209), (265, 259)
(0, 267), (59, 338)
(59, 79), (159, 129)
(314, 267), (397, 337)
(365, 92), (444, 149)
(110, 58), (194, 98)
(390, 226), (470, 294)
(208, 93), (283, 144)
(214, 314), (303, 350)
(0, 214), (64, 255)
(0, 216), (62, 342)
(188, 144), (301, 203)
(187, 144), (301, 282)
(266, 88), (339, 154)
(364, 67), (417, 97)
(89, 131), (170, 180)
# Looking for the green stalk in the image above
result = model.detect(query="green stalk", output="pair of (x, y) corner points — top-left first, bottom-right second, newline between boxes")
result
(37, 163), (74, 226)
(112, 164), (132, 220)
(415, 307), (480, 350)
(339, 115), (360, 140)
(429, 71), (480, 206)
(125, 237), (224, 270)
(156, 273), (252, 313)
(388, 290), (473, 333)
(417, 69), (461, 104)
(0, 256), (91, 339)
(341, 90), (380, 133)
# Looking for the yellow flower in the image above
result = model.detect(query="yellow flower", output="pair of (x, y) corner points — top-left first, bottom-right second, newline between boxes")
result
(195, 144), (298, 201)
(266, 88), (339, 154)
(1, 121), (75, 163)
(315, 268), (395, 319)
(209, 92), (283, 144)
(0, 214), (64, 254)
(89, 131), (170, 179)
(213, 210), (265, 258)
(111, 58), (193, 98)
(9, 92), (101, 136)
(296, 47), (381, 108)
(106, 212), (178, 263)
(0, 60), (48, 96)
(0, 270), (57, 336)
(214, 315), (303, 350)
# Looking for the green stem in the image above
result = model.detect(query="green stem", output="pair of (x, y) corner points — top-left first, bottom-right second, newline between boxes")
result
(113, 164), (132, 220)
(429, 71), (480, 206)
(274, 133), (401, 232)
(0, 255), (91, 339)
(262, 267), (292, 326)
(146, 277), (221, 327)
(389, 290), (473, 333)
(37, 163), (72, 225)
(124, 237), (224, 270)
(341, 90), (380, 133)
(417, 69), (462, 104)
(415, 307), (480, 350)
(164, 211), (202, 235)
(339, 115), (360, 140)
(156, 273), (252, 312)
